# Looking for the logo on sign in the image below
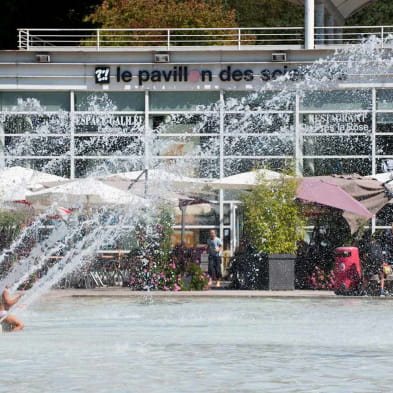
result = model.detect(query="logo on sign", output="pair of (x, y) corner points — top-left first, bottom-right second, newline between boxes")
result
(95, 66), (111, 84)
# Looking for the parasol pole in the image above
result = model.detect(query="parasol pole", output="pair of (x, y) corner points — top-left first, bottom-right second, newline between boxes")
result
(180, 204), (187, 245)
(144, 169), (148, 198)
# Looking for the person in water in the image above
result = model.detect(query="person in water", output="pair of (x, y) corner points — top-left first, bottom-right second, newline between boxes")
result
(0, 287), (24, 331)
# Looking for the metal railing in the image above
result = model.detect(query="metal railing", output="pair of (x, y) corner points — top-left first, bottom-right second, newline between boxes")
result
(17, 26), (393, 51)
(17, 27), (304, 50)
(315, 25), (393, 46)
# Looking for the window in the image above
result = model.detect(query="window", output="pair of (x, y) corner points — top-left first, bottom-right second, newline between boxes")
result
(154, 136), (219, 157)
(150, 91), (219, 111)
(1, 92), (70, 111)
(75, 92), (144, 112)
(225, 90), (294, 111)
(224, 135), (294, 156)
(377, 89), (393, 110)
(303, 158), (371, 176)
(0, 113), (70, 134)
(224, 158), (288, 177)
(74, 158), (144, 177)
(302, 136), (371, 155)
(301, 90), (371, 111)
(225, 113), (294, 134)
(152, 114), (219, 134)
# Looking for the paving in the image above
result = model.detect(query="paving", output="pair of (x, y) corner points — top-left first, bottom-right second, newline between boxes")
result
(47, 287), (338, 299)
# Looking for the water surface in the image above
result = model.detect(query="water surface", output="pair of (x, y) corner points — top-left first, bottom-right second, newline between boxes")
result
(0, 296), (391, 393)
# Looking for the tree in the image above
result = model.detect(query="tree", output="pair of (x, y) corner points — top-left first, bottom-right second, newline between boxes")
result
(86, 0), (237, 28)
(347, 0), (393, 26)
(241, 167), (306, 255)
(227, 0), (303, 27)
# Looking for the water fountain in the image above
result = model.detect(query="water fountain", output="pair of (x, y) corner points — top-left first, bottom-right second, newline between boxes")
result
(1, 36), (393, 311)
(0, 34), (393, 391)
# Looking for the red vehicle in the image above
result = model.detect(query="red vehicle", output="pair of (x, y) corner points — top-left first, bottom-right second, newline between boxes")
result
(334, 247), (361, 293)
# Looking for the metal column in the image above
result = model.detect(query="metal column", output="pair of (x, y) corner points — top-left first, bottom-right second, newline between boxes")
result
(305, 0), (315, 49)
(371, 88), (377, 233)
(219, 90), (225, 243)
(70, 91), (75, 179)
(295, 92), (303, 176)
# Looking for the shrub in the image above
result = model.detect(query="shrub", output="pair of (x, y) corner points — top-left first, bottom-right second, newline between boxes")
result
(127, 246), (209, 291)
(309, 266), (335, 290)
(241, 166), (306, 254)
(183, 260), (209, 291)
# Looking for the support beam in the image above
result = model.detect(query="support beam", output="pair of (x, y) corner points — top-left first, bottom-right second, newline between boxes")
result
(321, 0), (345, 25)
(315, 2), (325, 45)
(305, 0), (315, 49)
(326, 15), (335, 44)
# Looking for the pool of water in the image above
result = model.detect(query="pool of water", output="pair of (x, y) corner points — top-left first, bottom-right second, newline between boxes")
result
(0, 296), (392, 393)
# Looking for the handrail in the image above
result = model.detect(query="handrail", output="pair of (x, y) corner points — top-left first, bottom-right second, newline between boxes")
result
(16, 26), (393, 51)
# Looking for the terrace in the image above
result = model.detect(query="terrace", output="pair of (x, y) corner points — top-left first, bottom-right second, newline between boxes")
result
(17, 26), (393, 52)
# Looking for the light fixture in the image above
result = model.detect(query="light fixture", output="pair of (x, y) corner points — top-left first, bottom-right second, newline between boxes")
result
(36, 54), (51, 63)
(154, 53), (170, 63)
(271, 52), (287, 62)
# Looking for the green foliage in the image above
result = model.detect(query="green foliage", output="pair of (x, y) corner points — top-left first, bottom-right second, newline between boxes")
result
(128, 258), (182, 291)
(0, 210), (28, 250)
(227, 0), (303, 27)
(182, 261), (209, 290)
(18, 272), (38, 290)
(86, 0), (237, 28)
(347, 0), (393, 26)
(0, 209), (27, 228)
(3, 0), (393, 50)
(241, 167), (306, 254)
(128, 257), (208, 291)
(157, 208), (174, 263)
(127, 209), (208, 291)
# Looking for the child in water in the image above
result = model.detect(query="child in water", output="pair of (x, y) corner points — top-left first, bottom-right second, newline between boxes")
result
(0, 287), (24, 331)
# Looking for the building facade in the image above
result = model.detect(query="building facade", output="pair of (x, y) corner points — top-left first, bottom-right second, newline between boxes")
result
(1, 25), (393, 250)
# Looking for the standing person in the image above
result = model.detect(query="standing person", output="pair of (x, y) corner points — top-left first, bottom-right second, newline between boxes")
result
(206, 230), (223, 287)
(0, 287), (24, 331)
(360, 236), (386, 296)
(381, 224), (393, 262)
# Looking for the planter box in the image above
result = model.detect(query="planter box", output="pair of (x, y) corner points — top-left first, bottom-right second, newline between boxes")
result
(266, 254), (295, 290)
(230, 253), (295, 290)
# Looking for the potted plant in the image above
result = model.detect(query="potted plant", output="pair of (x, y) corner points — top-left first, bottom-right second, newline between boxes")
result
(241, 166), (306, 290)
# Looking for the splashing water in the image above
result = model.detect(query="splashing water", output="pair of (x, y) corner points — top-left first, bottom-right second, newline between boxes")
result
(0, 35), (392, 317)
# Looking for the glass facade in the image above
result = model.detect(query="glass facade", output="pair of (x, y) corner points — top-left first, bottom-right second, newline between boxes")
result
(1, 88), (393, 245)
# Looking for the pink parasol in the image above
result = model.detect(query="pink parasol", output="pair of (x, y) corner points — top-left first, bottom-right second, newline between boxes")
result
(297, 178), (372, 219)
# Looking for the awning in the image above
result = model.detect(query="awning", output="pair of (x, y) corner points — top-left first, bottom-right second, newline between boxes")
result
(297, 178), (372, 219)
(313, 174), (389, 233)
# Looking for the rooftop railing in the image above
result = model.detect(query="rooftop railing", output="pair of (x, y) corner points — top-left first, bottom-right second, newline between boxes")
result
(17, 26), (393, 51)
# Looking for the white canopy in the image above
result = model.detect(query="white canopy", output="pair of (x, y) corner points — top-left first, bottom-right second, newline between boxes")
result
(99, 169), (208, 190)
(369, 173), (393, 198)
(97, 169), (211, 202)
(0, 166), (66, 202)
(209, 169), (289, 190)
(26, 177), (148, 207)
(369, 172), (393, 184)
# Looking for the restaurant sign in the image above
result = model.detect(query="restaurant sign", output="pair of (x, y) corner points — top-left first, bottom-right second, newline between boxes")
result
(95, 65), (304, 86)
